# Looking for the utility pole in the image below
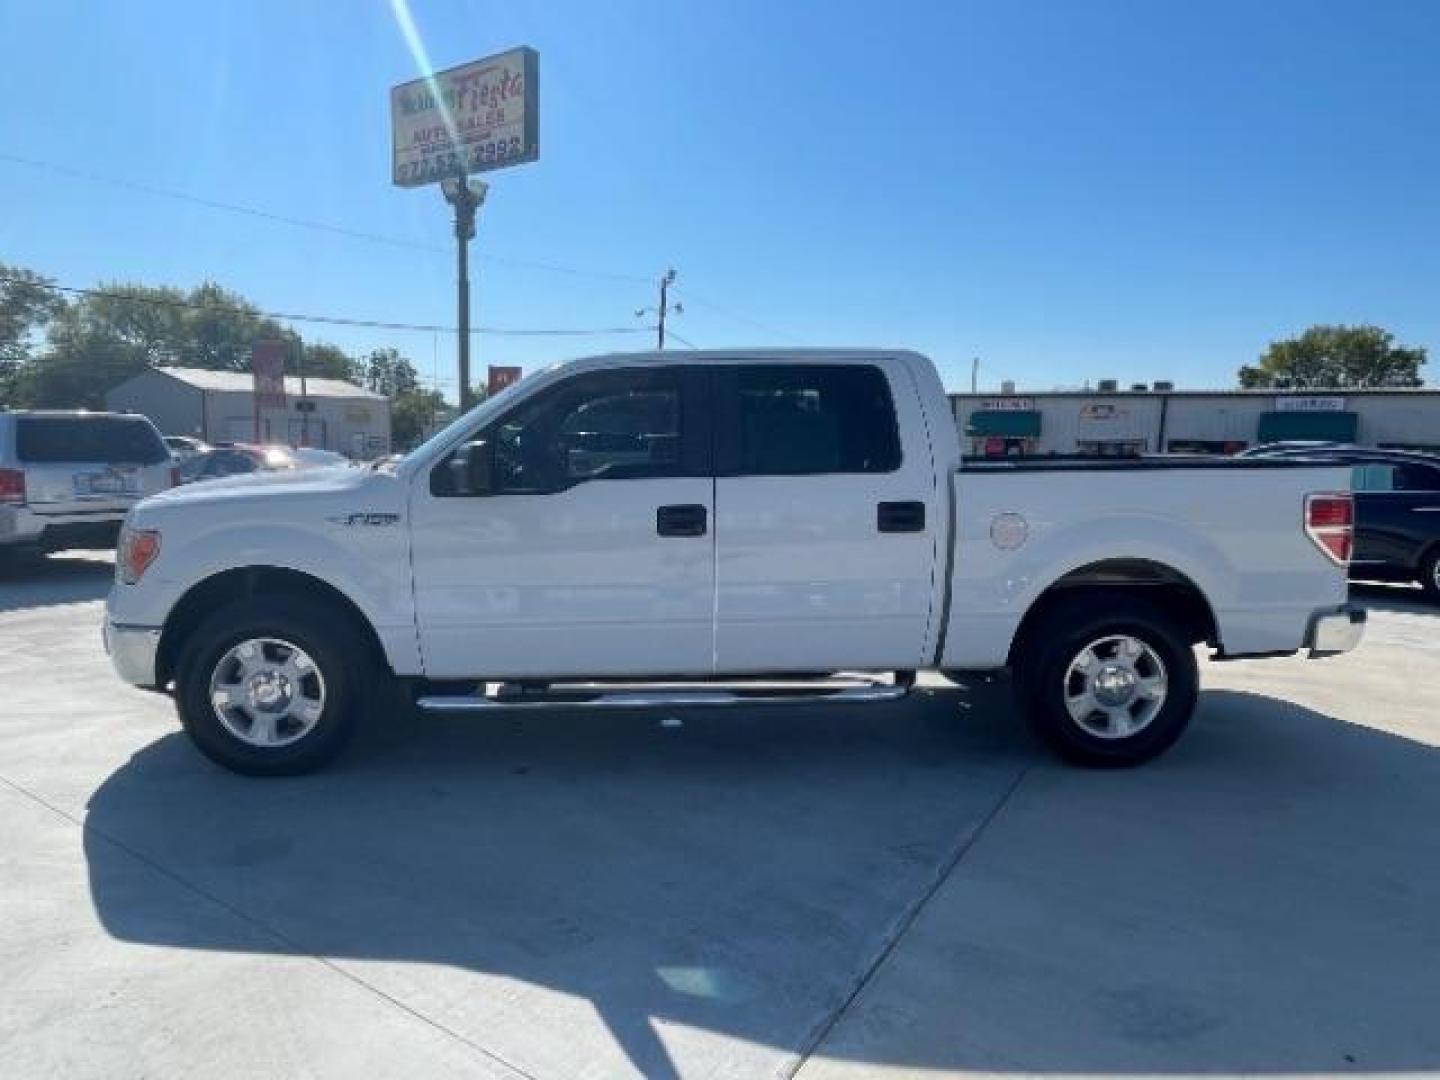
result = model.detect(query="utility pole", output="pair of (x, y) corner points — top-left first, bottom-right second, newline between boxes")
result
(657, 268), (675, 350)
(298, 339), (309, 448)
(442, 176), (488, 411)
(971, 356), (979, 394)
(638, 268), (684, 350)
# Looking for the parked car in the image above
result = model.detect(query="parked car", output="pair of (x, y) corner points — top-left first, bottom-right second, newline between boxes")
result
(1242, 443), (1440, 600)
(163, 435), (212, 463)
(105, 349), (1363, 775)
(0, 410), (176, 554)
(290, 447), (352, 469)
(179, 443), (299, 483)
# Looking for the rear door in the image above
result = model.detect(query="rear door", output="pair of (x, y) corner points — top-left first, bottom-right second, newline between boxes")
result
(711, 359), (940, 673)
(16, 416), (171, 514)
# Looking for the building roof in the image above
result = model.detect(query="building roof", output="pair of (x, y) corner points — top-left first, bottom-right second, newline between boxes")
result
(153, 366), (385, 400)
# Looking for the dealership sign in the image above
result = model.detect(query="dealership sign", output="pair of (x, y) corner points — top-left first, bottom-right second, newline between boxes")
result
(391, 47), (539, 188)
(487, 365), (523, 395)
(979, 397), (1035, 411)
(251, 341), (287, 409)
(1275, 395), (1346, 412)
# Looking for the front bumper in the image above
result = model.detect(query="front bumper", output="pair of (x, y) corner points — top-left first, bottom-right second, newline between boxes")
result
(1305, 604), (1366, 658)
(102, 617), (162, 687)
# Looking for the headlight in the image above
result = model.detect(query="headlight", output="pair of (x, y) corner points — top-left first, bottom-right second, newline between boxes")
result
(117, 527), (162, 585)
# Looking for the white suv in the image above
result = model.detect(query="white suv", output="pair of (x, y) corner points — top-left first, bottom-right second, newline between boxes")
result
(0, 411), (176, 553)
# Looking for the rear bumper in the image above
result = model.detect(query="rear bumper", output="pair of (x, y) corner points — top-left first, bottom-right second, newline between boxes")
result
(1, 505), (126, 549)
(103, 617), (162, 687)
(1305, 604), (1366, 658)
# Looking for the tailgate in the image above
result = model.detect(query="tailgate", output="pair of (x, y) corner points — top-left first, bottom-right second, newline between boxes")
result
(24, 460), (167, 516)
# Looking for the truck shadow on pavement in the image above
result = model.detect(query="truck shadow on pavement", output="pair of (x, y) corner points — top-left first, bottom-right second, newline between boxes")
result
(83, 685), (1440, 1078)
(0, 551), (113, 614)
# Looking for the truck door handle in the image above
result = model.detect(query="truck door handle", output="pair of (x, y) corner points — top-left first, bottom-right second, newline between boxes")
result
(657, 503), (708, 537)
(877, 500), (926, 533)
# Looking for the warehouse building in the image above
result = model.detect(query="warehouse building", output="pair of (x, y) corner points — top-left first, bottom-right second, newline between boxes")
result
(952, 384), (1440, 458)
(106, 366), (391, 457)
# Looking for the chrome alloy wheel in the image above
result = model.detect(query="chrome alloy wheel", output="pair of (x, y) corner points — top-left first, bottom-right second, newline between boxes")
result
(208, 637), (326, 748)
(1063, 634), (1169, 740)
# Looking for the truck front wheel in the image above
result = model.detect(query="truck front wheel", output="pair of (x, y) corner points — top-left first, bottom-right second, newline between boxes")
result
(173, 597), (365, 775)
(1014, 594), (1198, 766)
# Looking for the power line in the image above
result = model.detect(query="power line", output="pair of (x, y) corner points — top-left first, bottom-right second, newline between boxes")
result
(665, 330), (697, 348)
(0, 151), (802, 344)
(0, 276), (655, 338)
(0, 150), (651, 285)
(671, 286), (801, 344)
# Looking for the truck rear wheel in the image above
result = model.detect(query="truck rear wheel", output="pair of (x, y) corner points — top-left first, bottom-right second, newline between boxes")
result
(173, 597), (365, 775)
(1014, 593), (1198, 766)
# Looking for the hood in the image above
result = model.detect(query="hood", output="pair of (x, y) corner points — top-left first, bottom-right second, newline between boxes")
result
(139, 464), (377, 510)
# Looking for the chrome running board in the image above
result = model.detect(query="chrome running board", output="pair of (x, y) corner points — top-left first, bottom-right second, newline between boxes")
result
(416, 678), (909, 713)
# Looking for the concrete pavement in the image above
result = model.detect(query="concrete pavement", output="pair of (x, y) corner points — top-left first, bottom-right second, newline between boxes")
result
(1, 554), (1437, 1078)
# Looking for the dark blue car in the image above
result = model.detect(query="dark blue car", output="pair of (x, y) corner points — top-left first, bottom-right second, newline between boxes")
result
(1241, 443), (1440, 602)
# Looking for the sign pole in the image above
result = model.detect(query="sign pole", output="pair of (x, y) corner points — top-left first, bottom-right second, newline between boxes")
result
(445, 178), (485, 412)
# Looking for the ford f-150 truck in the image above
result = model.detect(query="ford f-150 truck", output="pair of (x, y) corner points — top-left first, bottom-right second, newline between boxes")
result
(104, 350), (1365, 775)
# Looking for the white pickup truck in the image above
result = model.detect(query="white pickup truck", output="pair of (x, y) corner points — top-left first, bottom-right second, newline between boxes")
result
(104, 349), (1364, 775)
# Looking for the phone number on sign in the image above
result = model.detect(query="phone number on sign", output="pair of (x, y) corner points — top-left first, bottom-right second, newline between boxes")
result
(397, 137), (528, 183)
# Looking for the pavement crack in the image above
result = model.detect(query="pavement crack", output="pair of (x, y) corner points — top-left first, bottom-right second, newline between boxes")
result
(781, 761), (1035, 1079)
(0, 771), (540, 1080)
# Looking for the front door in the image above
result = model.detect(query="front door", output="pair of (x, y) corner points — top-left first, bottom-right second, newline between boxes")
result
(409, 365), (716, 680)
(711, 360), (941, 674)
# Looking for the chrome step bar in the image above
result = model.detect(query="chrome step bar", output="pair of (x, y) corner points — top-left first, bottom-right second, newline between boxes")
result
(416, 679), (909, 713)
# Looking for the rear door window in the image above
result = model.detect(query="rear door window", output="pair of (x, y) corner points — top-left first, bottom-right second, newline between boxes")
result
(16, 417), (168, 465)
(724, 364), (902, 476)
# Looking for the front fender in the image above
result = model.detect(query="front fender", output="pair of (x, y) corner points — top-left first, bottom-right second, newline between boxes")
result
(110, 518), (420, 675)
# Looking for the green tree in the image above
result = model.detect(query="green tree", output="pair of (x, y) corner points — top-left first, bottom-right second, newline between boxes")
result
(301, 341), (360, 383)
(360, 348), (420, 397)
(391, 388), (449, 450)
(1239, 325), (1427, 389)
(0, 263), (66, 403)
(13, 279), (303, 408)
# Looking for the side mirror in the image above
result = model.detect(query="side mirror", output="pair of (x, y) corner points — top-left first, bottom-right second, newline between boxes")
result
(450, 439), (494, 496)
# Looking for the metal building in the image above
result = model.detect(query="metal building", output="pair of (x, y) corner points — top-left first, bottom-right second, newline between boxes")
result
(952, 386), (1440, 458)
(105, 366), (391, 457)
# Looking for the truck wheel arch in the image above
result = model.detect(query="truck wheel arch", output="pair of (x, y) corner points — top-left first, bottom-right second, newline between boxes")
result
(156, 566), (391, 689)
(1005, 558), (1219, 668)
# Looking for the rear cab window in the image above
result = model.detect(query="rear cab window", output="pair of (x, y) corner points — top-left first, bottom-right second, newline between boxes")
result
(16, 416), (168, 465)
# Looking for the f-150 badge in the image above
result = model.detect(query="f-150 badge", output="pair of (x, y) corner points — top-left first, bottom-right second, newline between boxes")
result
(327, 512), (401, 527)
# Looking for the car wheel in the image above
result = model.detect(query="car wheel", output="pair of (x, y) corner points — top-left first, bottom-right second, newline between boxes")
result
(1014, 593), (1199, 767)
(174, 597), (366, 775)
(1422, 547), (1440, 605)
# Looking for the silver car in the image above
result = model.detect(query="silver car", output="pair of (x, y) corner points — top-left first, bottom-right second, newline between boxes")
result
(0, 411), (176, 553)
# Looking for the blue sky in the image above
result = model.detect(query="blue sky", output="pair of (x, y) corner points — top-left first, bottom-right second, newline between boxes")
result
(1, 0), (1437, 397)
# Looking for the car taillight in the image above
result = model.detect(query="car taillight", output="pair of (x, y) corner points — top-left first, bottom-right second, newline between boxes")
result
(0, 468), (24, 505)
(118, 528), (162, 584)
(1305, 493), (1353, 566)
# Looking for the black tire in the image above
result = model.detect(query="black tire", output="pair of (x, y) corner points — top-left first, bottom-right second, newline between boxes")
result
(174, 596), (367, 776)
(1421, 547), (1440, 605)
(1012, 592), (1199, 767)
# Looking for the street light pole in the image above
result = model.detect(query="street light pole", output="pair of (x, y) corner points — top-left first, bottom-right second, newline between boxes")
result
(443, 176), (488, 411)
